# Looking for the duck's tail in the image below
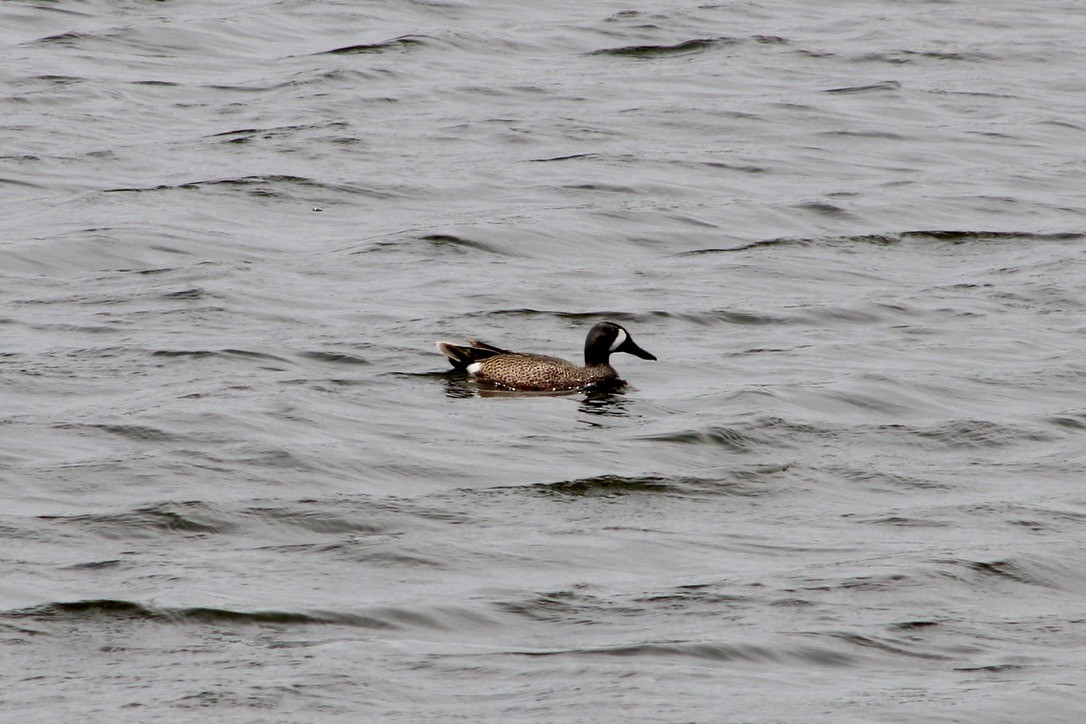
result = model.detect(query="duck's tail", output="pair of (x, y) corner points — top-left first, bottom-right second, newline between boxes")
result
(436, 339), (508, 370)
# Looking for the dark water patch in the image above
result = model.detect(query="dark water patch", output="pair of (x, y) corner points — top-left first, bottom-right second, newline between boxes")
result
(935, 558), (1042, 588)
(795, 201), (854, 218)
(682, 230), (1083, 257)
(528, 152), (599, 163)
(150, 349), (219, 359)
(320, 35), (429, 55)
(877, 419), (1056, 450)
(506, 468), (785, 500)
(110, 265), (179, 276)
(41, 502), (236, 538)
(1039, 119), (1084, 134)
(204, 73), (383, 93)
(578, 388), (630, 417)
(1046, 413), (1086, 430)
(335, 548), (446, 569)
(31, 31), (100, 46)
(677, 236), (811, 255)
(496, 589), (639, 623)
(635, 582), (756, 608)
(695, 160), (769, 173)
(828, 465), (946, 492)
(824, 80), (902, 95)
(639, 425), (776, 453)
(665, 213), (719, 230)
(479, 307), (633, 322)
(200, 446), (317, 471)
(151, 348), (293, 365)
(207, 122), (350, 145)
(530, 475), (676, 497)
(479, 307), (794, 326)
(0, 176), (47, 190)
(298, 351), (371, 366)
(60, 559), (123, 570)
(889, 620), (941, 632)
(800, 304), (893, 325)
(668, 308), (797, 326)
(589, 36), (742, 58)
(103, 175), (397, 200)
(514, 640), (857, 666)
(954, 663), (1027, 673)
(54, 422), (175, 443)
(800, 571), (912, 594)
(419, 233), (511, 256)
(561, 183), (639, 194)
(966, 503), (1086, 532)
(900, 230), (1084, 244)
(824, 632), (950, 660)
(819, 129), (910, 140)
(159, 287), (208, 300)
(861, 49), (998, 64)
(20, 74), (84, 87)
(7, 600), (398, 629)
(856, 515), (950, 528)
(241, 506), (388, 535)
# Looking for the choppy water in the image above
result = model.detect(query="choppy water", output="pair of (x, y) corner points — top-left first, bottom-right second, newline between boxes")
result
(3, 0), (1086, 720)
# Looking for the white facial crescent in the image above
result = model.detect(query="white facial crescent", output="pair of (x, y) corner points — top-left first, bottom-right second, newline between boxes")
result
(608, 328), (627, 352)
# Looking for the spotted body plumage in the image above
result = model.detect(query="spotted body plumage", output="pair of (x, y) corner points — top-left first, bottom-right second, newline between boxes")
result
(437, 321), (656, 391)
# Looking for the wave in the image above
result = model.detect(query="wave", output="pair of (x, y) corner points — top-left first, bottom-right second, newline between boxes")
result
(505, 639), (859, 666)
(319, 34), (431, 56)
(590, 35), (786, 58)
(639, 425), (774, 453)
(37, 499), (405, 540)
(512, 467), (792, 498)
(474, 308), (796, 326)
(680, 230), (1085, 255)
(874, 419), (1057, 450)
(4, 599), (491, 631)
(823, 80), (902, 95)
(102, 174), (401, 200)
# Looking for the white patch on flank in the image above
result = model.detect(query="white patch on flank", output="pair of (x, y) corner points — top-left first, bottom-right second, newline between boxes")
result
(608, 328), (627, 352)
(466, 362), (483, 375)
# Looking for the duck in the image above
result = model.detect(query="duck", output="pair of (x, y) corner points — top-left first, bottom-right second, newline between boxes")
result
(437, 321), (656, 391)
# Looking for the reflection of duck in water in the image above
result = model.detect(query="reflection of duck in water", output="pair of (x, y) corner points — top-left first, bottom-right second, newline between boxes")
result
(437, 321), (656, 392)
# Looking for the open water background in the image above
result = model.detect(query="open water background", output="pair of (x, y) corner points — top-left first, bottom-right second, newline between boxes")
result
(3, 0), (1086, 720)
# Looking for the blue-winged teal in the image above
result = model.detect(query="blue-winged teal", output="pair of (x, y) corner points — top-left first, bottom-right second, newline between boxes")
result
(437, 321), (656, 391)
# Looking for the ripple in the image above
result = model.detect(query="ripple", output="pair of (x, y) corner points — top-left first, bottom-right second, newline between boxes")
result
(639, 425), (775, 452)
(41, 502), (236, 538)
(479, 308), (796, 326)
(510, 639), (859, 666)
(150, 348), (292, 364)
(319, 35), (431, 56)
(589, 37), (733, 58)
(298, 351), (372, 365)
(823, 80), (903, 95)
(679, 230), (1085, 255)
(877, 419), (1056, 450)
(418, 233), (512, 256)
(529, 474), (676, 496)
(4, 599), (466, 630)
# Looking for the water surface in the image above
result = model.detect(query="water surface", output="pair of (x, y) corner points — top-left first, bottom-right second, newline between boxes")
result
(3, 0), (1086, 720)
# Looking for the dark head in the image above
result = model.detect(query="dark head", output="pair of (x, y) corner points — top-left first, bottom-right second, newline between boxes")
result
(584, 321), (657, 366)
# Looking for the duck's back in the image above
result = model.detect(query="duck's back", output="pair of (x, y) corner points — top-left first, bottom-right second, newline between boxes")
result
(476, 353), (615, 391)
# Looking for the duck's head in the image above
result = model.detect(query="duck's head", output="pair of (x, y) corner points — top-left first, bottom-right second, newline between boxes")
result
(584, 321), (657, 366)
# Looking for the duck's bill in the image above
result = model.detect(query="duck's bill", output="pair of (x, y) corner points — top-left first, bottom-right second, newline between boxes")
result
(622, 338), (657, 361)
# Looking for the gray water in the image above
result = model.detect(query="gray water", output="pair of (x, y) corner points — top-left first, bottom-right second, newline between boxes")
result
(3, 0), (1086, 720)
